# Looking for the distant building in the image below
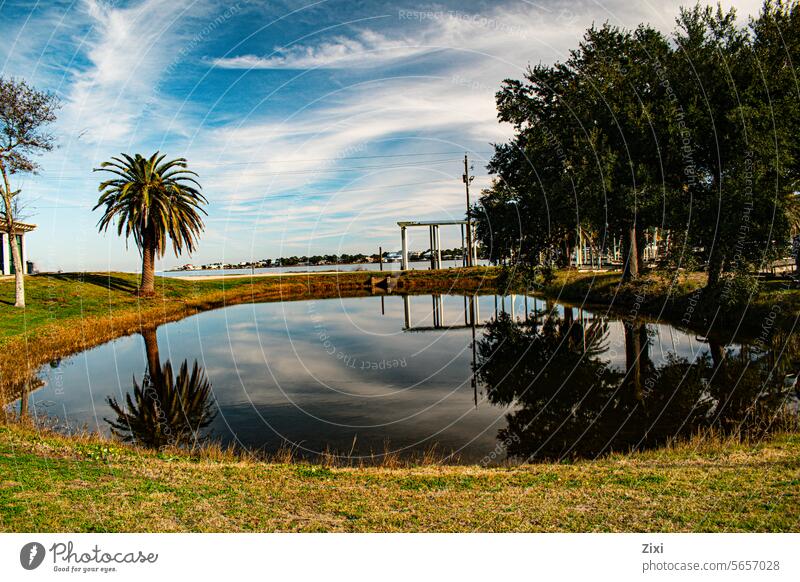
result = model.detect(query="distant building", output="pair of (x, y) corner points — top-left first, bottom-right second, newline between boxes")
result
(0, 215), (35, 275)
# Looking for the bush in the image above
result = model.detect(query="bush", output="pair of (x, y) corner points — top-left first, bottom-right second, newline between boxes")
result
(496, 263), (554, 294)
(705, 267), (760, 310)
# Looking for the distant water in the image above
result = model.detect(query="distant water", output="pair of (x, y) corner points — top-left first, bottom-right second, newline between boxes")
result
(158, 260), (488, 277)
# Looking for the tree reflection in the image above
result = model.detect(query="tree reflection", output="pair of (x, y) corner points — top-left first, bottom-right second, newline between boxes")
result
(105, 326), (216, 449)
(476, 312), (795, 462)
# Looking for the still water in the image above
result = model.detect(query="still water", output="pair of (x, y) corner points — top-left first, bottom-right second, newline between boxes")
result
(158, 260), (489, 278)
(20, 294), (799, 463)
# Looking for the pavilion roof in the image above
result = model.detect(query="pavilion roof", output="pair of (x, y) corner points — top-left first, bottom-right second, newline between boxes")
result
(0, 213), (36, 233)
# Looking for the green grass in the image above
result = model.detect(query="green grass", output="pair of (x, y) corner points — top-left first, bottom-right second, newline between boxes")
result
(537, 269), (800, 335)
(1, 423), (798, 532)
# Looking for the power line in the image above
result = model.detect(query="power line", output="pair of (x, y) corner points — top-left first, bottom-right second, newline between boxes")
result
(192, 150), (495, 166)
(24, 157), (475, 180)
(30, 178), (460, 208)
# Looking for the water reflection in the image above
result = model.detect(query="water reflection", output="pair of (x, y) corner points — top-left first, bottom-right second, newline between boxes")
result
(105, 326), (217, 449)
(476, 310), (798, 461)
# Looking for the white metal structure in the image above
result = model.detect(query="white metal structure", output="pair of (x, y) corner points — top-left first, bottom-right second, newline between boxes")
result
(397, 219), (474, 270)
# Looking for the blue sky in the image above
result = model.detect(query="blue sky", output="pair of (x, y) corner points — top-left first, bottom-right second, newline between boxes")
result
(1, 0), (761, 272)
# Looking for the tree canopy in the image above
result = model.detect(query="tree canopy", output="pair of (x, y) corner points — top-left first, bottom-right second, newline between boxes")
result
(475, 1), (800, 289)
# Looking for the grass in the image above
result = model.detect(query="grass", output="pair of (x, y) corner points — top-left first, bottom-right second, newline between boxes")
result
(535, 269), (800, 335)
(0, 267), (498, 397)
(1, 422), (798, 532)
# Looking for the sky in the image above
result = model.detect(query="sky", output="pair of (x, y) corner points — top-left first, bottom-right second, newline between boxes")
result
(0, 0), (765, 272)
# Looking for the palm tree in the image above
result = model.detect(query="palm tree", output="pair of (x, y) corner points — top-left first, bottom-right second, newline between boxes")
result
(106, 358), (217, 449)
(93, 153), (206, 296)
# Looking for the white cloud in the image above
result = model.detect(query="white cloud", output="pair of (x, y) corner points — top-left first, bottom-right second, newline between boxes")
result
(211, 29), (433, 70)
(189, 0), (770, 260)
(62, 0), (213, 146)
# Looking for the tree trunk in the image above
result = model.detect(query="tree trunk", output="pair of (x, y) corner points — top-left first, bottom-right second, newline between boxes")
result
(636, 224), (646, 275)
(19, 382), (29, 417)
(622, 223), (639, 281)
(558, 237), (574, 268)
(140, 228), (156, 296)
(10, 234), (25, 308)
(709, 339), (725, 371)
(624, 321), (650, 402)
(794, 235), (799, 279)
(1, 168), (25, 307)
(141, 326), (161, 384)
(706, 251), (725, 289)
(563, 305), (574, 327)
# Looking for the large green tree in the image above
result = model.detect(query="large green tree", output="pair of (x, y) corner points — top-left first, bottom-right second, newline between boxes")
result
(481, 2), (800, 288)
(481, 23), (677, 280)
(570, 24), (677, 279)
(479, 59), (583, 270)
(94, 153), (206, 296)
(668, 4), (793, 287)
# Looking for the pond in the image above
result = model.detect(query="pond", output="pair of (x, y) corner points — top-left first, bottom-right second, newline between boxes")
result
(15, 293), (800, 464)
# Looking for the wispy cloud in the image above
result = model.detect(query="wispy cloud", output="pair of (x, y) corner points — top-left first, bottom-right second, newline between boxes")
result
(211, 29), (432, 70)
(62, 0), (215, 146)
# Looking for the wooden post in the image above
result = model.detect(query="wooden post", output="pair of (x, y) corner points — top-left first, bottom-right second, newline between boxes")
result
(403, 294), (411, 329)
(434, 225), (441, 269)
(401, 227), (408, 270)
(429, 225), (435, 270)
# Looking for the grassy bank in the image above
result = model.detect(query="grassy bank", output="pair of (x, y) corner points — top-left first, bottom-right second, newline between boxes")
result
(0, 267), (498, 396)
(536, 269), (800, 336)
(1, 423), (797, 532)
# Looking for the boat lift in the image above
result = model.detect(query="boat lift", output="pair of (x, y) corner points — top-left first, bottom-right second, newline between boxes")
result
(397, 220), (475, 270)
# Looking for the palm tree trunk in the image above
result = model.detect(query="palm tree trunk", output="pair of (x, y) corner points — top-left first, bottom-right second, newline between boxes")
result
(140, 228), (156, 296)
(141, 326), (161, 383)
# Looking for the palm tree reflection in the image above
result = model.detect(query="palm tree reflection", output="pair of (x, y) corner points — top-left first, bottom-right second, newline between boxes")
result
(105, 326), (216, 449)
(476, 311), (795, 462)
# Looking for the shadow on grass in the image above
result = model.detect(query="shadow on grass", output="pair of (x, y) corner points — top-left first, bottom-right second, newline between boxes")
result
(41, 273), (139, 294)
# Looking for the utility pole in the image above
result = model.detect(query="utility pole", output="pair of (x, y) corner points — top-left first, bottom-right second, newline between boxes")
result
(379, 246), (383, 271)
(463, 154), (475, 267)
